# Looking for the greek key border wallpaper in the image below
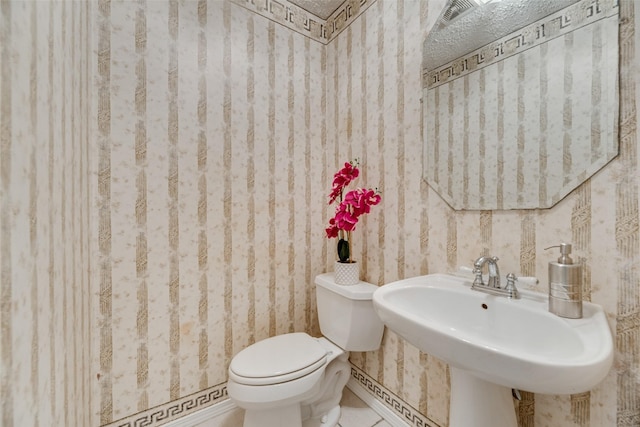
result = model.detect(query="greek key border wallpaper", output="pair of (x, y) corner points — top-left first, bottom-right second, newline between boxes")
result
(1, 0), (639, 426)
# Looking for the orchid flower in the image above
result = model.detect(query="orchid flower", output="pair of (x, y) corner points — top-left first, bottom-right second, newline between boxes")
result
(325, 160), (381, 263)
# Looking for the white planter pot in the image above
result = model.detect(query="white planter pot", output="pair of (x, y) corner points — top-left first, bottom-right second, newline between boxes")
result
(334, 261), (359, 285)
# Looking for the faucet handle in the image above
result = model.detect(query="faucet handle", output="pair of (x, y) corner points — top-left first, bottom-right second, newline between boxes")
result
(473, 267), (484, 287)
(504, 273), (520, 299)
(472, 258), (485, 287)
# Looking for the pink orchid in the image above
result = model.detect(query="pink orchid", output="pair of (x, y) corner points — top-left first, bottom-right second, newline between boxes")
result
(328, 162), (360, 204)
(325, 218), (340, 238)
(334, 204), (359, 231)
(343, 188), (381, 217)
(325, 160), (381, 263)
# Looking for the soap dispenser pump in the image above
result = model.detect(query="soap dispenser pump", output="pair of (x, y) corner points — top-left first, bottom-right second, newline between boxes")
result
(545, 243), (583, 319)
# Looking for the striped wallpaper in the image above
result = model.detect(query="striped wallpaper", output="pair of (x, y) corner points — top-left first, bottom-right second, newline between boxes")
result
(1, 1), (92, 426)
(0, 1), (638, 427)
(94, 0), (328, 423)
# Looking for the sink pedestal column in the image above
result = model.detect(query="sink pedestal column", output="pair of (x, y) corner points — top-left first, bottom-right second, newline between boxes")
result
(449, 367), (517, 427)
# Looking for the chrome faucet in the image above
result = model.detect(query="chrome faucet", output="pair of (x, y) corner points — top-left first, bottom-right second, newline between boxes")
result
(471, 256), (520, 299)
(473, 256), (501, 288)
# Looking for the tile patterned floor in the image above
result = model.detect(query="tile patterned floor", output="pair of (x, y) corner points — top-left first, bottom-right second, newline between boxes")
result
(195, 387), (390, 427)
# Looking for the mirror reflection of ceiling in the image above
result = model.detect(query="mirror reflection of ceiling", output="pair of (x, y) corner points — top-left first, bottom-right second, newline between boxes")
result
(424, 0), (581, 71)
(422, 0), (620, 210)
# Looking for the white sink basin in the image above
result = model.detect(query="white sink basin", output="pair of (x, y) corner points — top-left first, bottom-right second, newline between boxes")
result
(373, 274), (614, 427)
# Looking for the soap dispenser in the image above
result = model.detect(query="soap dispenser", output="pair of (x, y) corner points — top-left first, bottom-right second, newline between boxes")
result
(546, 243), (583, 319)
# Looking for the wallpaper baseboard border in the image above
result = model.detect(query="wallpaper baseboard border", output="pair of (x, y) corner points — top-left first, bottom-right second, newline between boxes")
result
(163, 398), (236, 427)
(349, 365), (441, 427)
(149, 380), (406, 427)
(152, 373), (417, 427)
(104, 383), (228, 427)
(105, 368), (427, 427)
(346, 376), (412, 427)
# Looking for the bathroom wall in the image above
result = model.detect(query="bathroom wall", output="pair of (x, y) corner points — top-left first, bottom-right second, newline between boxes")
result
(1, 0), (638, 427)
(326, 1), (450, 423)
(338, 1), (639, 426)
(91, 0), (331, 424)
(0, 1), (93, 426)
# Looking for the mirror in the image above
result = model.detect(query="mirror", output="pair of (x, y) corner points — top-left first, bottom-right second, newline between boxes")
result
(422, 0), (619, 210)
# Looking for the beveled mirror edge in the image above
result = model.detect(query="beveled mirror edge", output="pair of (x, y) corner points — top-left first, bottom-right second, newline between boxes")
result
(422, 0), (620, 211)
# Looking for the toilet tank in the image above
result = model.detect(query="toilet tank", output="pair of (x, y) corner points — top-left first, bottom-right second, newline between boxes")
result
(315, 273), (384, 352)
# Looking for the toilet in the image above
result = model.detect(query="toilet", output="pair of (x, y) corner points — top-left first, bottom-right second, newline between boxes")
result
(227, 273), (385, 427)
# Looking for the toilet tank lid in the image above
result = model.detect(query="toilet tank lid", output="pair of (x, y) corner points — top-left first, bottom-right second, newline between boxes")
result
(315, 273), (379, 300)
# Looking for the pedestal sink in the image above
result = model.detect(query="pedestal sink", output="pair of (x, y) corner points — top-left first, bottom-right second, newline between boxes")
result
(372, 274), (613, 427)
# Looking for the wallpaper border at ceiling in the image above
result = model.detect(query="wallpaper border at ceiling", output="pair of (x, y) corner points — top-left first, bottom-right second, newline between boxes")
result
(424, 0), (618, 90)
(229, 0), (377, 44)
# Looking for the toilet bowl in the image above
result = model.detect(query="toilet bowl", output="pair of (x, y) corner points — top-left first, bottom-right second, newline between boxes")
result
(227, 273), (385, 427)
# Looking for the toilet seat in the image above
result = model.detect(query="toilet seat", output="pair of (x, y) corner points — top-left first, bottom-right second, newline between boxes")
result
(229, 333), (328, 386)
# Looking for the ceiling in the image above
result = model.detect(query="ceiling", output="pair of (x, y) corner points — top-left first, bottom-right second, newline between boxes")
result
(289, 0), (347, 19)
